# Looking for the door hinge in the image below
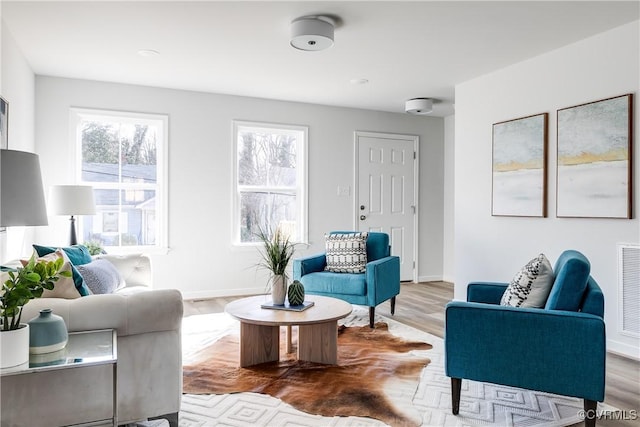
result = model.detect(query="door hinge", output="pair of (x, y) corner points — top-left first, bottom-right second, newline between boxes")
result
(413, 151), (416, 159)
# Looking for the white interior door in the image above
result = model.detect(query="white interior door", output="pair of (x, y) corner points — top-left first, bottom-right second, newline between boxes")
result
(355, 131), (418, 282)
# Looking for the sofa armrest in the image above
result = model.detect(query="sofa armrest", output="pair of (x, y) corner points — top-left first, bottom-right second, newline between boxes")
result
(466, 281), (508, 304)
(365, 255), (400, 306)
(21, 289), (183, 337)
(293, 253), (326, 280)
(95, 253), (152, 288)
(444, 301), (606, 402)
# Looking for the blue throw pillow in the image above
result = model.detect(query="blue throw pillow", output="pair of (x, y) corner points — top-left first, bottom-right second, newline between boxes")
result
(33, 244), (93, 266)
(32, 245), (92, 296)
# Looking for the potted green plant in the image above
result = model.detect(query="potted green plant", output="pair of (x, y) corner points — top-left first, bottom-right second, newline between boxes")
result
(255, 225), (297, 305)
(0, 255), (71, 368)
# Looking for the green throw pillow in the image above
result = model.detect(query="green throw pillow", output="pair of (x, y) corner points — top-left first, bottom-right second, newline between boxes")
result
(32, 245), (92, 296)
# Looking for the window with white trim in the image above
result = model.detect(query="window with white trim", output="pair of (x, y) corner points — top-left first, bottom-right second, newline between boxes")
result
(71, 108), (168, 252)
(233, 121), (308, 244)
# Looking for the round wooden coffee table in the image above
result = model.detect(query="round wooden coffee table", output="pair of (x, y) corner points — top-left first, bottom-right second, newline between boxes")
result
(225, 295), (352, 367)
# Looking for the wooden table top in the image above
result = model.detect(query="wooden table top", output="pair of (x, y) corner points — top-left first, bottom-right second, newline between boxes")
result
(225, 295), (352, 326)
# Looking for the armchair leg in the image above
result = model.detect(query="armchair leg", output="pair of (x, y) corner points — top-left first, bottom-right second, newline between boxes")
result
(584, 399), (597, 427)
(150, 412), (179, 427)
(391, 296), (396, 315)
(451, 378), (462, 415)
(369, 307), (375, 328)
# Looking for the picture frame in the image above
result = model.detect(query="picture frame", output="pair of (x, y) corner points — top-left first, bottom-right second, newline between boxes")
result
(0, 96), (7, 233)
(492, 112), (548, 217)
(556, 94), (633, 218)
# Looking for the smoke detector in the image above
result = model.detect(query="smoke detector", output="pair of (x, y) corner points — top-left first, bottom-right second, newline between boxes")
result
(405, 98), (433, 115)
(290, 16), (335, 51)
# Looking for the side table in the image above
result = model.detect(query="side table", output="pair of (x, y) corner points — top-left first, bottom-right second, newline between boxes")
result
(1, 329), (117, 427)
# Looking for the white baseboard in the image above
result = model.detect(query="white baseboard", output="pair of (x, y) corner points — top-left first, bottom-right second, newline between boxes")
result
(181, 287), (264, 301)
(417, 275), (442, 283)
(607, 339), (640, 361)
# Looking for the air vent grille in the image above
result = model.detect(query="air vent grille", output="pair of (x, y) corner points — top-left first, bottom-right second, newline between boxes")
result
(619, 243), (640, 338)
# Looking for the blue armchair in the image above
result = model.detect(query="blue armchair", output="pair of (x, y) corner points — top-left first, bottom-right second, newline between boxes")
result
(445, 250), (605, 427)
(293, 231), (400, 328)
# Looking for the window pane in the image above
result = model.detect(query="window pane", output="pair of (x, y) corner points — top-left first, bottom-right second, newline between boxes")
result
(81, 120), (158, 183)
(82, 188), (157, 247)
(237, 130), (297, 187)
(239, 191), (297, 243)
(81, 121), (119, 182)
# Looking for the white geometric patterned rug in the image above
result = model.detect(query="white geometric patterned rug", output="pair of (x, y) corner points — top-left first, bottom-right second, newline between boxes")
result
(179, 307), (616, 427)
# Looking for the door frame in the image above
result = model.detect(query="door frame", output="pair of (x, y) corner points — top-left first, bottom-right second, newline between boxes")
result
(353, 131), (420, 283)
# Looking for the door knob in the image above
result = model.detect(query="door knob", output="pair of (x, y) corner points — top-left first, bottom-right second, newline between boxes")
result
(360, 215), (366, 220)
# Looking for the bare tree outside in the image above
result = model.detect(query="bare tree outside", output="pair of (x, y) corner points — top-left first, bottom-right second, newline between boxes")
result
(237, 128), (299, 243)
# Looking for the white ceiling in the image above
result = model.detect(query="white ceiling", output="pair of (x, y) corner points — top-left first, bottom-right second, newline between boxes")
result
(2, 1), (639, 117)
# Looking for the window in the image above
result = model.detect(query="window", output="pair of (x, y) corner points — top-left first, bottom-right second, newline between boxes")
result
(233, 121), (308, 244)
(71, 108), (168, 252)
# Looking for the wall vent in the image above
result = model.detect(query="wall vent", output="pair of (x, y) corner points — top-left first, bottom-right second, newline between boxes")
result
(618, 243), (640, 338)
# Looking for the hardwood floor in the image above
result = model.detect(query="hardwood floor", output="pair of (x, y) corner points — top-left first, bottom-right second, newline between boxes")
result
(183, 281), (640, 426)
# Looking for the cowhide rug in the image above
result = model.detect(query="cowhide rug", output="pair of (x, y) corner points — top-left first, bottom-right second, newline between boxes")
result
(183, 322), (431, 427)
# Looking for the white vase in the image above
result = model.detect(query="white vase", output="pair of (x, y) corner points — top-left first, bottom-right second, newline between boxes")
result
(1, 324), (30, 369)
(271, 275), (287, 306)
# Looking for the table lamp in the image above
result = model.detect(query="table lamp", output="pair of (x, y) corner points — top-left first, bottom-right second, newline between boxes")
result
(0, 149), (49, 228)
(48, 185), (96, 245)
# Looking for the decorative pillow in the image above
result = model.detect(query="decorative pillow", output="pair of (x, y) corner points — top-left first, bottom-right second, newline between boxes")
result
(76, 259), (124, 295)
(500, 253), (554, 308)
(324, 232), (369, 273)
(32, 245), (91, 296)
(33, 244), (93, 266)
(20, 251), (81, 299)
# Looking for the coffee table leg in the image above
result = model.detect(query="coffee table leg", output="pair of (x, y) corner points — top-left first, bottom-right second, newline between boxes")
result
(239, 322), (279, 367)
(286, 325), (293, 353)
(298, 321), (338, 364)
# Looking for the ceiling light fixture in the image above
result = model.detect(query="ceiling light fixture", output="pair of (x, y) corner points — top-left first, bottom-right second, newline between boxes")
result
(405, 98), (433, 115)
(290, 16), (335, 51)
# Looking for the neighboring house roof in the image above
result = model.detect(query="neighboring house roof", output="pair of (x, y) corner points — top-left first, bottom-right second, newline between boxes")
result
(82, 162), (156, 208)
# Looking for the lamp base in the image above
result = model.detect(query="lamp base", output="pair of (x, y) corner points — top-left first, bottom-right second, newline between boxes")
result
(68, 216), (78, 246)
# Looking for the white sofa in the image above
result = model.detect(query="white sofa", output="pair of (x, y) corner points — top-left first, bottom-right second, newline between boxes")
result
(19, 254), (183, 427)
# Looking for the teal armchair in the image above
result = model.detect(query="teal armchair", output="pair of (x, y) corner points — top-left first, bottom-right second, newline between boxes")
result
(293, 231), (400, 328)
(445, 250), (606, 427)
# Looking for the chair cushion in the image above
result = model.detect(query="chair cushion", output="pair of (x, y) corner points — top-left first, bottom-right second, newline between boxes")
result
(301, 271), (367, 296)
(324, 232), (368, 273)
(500, 253), (554, 308)
(545, 250), (591, 311)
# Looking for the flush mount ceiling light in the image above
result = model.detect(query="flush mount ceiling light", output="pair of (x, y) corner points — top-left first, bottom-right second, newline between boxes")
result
(290, 16), (335, 51)
(405, 98), (433, 115)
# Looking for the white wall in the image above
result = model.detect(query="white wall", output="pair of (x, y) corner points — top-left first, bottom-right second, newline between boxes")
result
(454, 21), (640, 359)
(0, 23), (36, 261)
(33, 76), (445, 297)
(442, 115), (455, 283)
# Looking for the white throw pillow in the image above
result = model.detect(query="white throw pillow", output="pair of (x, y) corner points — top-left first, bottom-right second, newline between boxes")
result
(500, 253), (554, 308)
(20, 250), (81, 299)
(324, 232), (368, 273)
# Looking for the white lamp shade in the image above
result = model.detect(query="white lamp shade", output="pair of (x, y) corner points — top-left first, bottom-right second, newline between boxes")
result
(48, 185), (96, 216)
(0, 149), (49, 227)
